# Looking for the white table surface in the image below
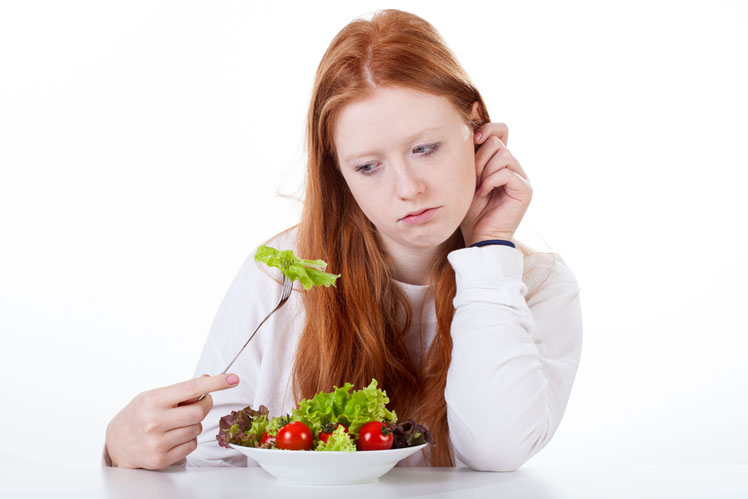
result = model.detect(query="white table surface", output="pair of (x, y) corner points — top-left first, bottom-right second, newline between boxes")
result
(2, 464), (746, 498)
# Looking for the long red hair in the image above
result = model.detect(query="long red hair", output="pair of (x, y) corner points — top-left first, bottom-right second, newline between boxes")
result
(291, 9), (535, 467)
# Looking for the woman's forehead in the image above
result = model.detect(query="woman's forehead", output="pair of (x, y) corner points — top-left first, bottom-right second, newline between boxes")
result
(338, 86), (456, 125)
(333, 87), (464, 159)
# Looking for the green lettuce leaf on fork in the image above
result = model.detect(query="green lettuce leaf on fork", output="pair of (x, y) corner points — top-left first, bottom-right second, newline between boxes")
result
(254, 245), (340, 290)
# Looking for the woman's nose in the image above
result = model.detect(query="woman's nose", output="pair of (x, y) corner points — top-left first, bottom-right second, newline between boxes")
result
(394, 163), (426, 200)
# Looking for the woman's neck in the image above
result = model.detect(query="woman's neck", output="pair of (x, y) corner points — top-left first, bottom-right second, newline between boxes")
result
(382, 241), (442, 286)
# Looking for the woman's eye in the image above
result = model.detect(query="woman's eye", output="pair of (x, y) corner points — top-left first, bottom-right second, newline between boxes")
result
(355, 162), (379, 175)
(354, 144), (439, 175)
(413, 143), (440, 156)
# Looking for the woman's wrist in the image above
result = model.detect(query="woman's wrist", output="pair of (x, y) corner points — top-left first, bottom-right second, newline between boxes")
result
(469, 239), (516, 249)
(465, 233), (515, 248)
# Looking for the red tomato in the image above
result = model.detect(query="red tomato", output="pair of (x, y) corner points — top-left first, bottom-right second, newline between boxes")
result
(260, 431), (275, 445)
(276, 421), (313, 450)
(357, 421), (394, 451)
(319, 423), (349, 443)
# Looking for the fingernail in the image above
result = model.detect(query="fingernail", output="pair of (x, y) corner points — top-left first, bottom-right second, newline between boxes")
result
(227, 374), (239, 385)
(474, 131), (483, 141)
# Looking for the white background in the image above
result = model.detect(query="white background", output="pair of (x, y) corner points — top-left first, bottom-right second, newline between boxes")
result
(1, 0), (746, 469)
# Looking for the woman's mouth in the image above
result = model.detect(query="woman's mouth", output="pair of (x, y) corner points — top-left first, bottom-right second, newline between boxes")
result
(400, 207), (440, 225)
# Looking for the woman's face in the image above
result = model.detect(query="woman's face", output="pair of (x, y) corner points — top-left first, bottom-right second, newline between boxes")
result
(333, 86), (477, 256)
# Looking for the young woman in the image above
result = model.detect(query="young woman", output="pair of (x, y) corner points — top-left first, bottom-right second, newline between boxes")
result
(105, 9), (582, 471)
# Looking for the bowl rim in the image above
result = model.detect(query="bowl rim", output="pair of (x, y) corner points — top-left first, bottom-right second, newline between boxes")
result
(229, 442), (428, 456)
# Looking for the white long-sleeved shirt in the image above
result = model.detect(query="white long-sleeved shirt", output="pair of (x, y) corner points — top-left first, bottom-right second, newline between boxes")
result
(183, 226), (583, 471)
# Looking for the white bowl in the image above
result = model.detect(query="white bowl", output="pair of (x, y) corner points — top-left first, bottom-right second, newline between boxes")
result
(229, 443), (428, 485)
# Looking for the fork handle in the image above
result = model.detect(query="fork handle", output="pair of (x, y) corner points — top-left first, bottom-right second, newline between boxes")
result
(196, 260), (291, 403)
(221, 302), (280, 374)
(195, 302), (281, 403)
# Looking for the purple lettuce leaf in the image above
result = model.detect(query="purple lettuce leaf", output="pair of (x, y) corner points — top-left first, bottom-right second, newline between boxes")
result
(391, 418), (435, 449)
(216, 405), (269, 449)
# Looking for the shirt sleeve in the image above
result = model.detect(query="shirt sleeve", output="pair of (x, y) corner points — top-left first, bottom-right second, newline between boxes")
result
(444, 245), (583, 471)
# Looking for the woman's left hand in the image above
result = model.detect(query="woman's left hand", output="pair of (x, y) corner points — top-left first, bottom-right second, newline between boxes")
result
(460, 122), (533, 247)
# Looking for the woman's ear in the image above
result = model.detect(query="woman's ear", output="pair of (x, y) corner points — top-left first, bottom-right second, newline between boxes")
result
(469, 101), (482, 125)
(470, 101), (483, 153)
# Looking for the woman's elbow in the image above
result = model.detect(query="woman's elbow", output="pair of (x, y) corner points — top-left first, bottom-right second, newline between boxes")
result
(460, 449), (530, 472)
(455, 427), (547, 472)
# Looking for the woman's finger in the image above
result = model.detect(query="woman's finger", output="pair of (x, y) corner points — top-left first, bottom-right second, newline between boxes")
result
(164, 438), (199, 466)
(154, 373), (239, 408)
(475, 135), (504, 180)
(478, 167), (531, 199)
(477, 145), (529, 188)
(474, 135), (529, 183)
(163, 423), (203, 450)
(177, 374), (211, 407)
(475, 122), (509, 146)
(166, 393), (214, 429)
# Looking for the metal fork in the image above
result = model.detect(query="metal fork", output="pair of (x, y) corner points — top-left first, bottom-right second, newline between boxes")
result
(197, 259), (293, 401)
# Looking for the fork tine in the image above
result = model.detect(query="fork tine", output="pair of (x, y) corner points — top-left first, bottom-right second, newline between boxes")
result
(281, 259), (293, 299)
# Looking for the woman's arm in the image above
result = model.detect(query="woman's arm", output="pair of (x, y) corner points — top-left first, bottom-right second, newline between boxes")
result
(445, 244), (583, 471)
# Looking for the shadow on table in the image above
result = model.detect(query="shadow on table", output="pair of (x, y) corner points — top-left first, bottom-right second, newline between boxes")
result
(242, 467), (558, 499)
(101, 465), (558, 498)
(376, 467), (558, 498)
(102, 467), (191, 499)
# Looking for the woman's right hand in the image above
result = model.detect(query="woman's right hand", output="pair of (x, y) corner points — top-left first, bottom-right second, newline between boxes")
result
(105, 373), (240, 469)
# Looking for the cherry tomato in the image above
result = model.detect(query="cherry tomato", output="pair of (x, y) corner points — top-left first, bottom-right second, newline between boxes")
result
(276, 421), (313, 450)
(357, 421), (394, 451)
(260, 431), (275, 446)
(319, 423), (349, 443)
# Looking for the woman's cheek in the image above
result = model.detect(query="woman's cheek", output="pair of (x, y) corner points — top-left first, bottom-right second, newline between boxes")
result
(445, 156), (477, 218)
(455, 148), (477, 195)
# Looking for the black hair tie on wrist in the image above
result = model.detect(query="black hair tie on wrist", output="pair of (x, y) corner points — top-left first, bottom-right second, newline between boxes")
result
(470, 239), (516, 249)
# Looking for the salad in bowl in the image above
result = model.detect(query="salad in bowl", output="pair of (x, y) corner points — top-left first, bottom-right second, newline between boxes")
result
(216, 379), (434, 484)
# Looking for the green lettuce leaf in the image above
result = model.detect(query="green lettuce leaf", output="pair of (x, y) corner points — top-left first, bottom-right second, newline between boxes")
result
(263, 414), (291, 437)
(342, 379), (397, 436)
(315, 425), (356, 452)
(254, 245), (340, 290)
(291, 379), (397, 438)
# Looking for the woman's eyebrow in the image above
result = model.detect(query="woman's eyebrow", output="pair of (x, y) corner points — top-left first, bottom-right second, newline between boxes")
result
(342, 125), (447, 163)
